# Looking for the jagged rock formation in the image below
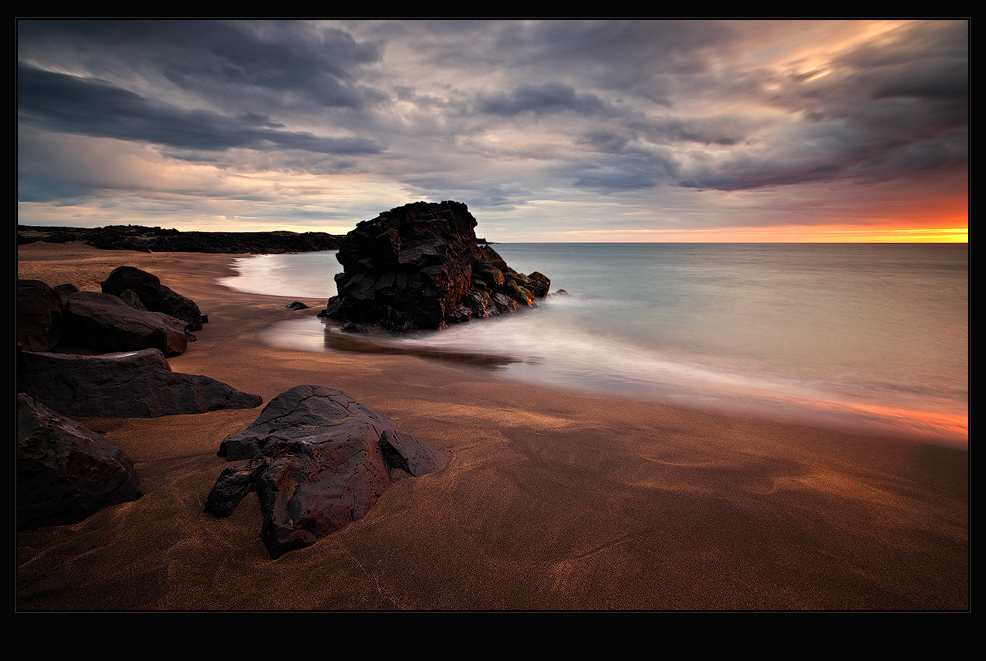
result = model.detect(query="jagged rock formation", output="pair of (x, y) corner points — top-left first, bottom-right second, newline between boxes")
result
(18, 349), (263, 418)
(206, 385), (450, 559)
(17, 393), (142, 530)
(319, 200), (550, 331)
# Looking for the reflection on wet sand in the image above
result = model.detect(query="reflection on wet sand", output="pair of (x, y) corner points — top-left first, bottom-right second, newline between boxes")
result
(322, 322), (525, 370)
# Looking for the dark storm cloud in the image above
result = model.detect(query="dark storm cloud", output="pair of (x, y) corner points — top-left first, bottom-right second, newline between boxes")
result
(677, 21), (968, 192)
(475, 83), (607, 117)
(486, 20), (736, 88)
(566, 149), (679, 193)
(17, 19), (385, 112)
(17, 63), (381, 156)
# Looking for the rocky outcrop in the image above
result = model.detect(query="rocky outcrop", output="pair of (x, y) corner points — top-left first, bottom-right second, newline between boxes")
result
(18, 349), (263, 418)
(61, 291), (190, 356)
(319, 200), (550, 331)
(17, 393), (142, 531)
(101, 266), (205, 331)
(206, 385), (450, 559)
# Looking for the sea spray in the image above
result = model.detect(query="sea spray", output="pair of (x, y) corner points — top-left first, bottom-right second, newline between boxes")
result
(227, 243), (968, 440)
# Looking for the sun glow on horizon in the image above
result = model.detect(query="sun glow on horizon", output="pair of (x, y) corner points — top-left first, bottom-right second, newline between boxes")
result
(536, 224), (968, 244)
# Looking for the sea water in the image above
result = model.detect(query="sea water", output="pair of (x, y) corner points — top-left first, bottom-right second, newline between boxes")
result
(221, 244), (968, 440)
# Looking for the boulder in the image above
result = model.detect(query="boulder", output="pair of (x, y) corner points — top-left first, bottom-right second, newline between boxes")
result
(17, 348), (263, 418)
(17, 393), (142, 531)
(206, 385), (450, 559)
(62, 291), (189, 356)
(101, 266), (205, 331)
(319, 201), (549, 331)
(17, 279), (64, 352)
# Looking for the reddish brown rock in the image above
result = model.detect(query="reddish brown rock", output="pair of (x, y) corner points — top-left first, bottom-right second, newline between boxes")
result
(207, 384), (450, 559)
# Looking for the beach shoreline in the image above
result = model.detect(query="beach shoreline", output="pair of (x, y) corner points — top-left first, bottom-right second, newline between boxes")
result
(16, 242), (969, 610)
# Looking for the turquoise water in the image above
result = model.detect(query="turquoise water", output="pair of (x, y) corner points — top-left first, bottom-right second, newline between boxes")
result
(222, 244), (968, 440)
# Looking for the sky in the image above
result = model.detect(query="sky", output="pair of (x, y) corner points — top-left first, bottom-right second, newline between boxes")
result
(17, 19), (968, 242)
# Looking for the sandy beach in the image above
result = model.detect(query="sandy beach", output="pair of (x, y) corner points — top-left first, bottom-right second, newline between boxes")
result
(16, 242), (969, 611)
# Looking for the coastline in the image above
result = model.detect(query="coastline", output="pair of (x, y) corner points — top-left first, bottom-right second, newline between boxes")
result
(16, 242), (969, 610)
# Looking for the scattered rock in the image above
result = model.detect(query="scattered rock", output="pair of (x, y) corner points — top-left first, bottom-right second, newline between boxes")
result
(17, 393), (142, 531)
(17, 279), (64, 352)
(18, 348), (263, 418)
(101, 266), (206, 331)
(207, 384), (450, 559)
(285, 301), (309, 310)
(61, 291), (189, 356)
(319, 201), (550, 331)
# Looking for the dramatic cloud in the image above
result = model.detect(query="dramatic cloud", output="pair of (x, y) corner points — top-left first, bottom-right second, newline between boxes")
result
(17, 19), (967, 240)
(17, 64), (382, 156)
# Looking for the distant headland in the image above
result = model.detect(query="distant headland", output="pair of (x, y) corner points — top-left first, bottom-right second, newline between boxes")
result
(17, 224), (342, 254)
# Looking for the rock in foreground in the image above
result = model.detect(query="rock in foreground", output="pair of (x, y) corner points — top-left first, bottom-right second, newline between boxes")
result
(18, 349), (263, 418)
(320, 200), (550, 331)
(17, 394), (142, 530)
(206, 385), (450, 559)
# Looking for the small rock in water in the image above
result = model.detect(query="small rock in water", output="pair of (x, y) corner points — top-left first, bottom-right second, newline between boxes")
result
(340, 320), (369, 333)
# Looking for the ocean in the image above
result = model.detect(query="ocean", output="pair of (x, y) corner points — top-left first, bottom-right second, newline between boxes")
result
(220, 243), (968, 441)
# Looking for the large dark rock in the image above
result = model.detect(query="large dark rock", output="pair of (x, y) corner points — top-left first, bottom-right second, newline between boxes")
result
(17, 279), (64, 352)
(206, 385), (450, 559)
(61, 290), (189, 356)
(18, 349), (263, 418)
(101, 266), (205, 331)
(319, 201), (550, 331)
(17, 393), (142, 531)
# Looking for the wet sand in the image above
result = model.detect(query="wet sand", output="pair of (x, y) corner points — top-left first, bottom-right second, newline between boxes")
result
(16, 242), (969, 611)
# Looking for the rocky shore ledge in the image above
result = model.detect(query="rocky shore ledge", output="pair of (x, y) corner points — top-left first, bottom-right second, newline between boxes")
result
(320, 200), (550, 331)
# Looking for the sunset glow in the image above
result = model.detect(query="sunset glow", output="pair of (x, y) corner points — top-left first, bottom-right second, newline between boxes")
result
(17, 20), (968, 242)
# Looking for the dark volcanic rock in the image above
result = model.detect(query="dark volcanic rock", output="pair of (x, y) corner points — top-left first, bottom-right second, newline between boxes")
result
(17, 393), (142, 531)
(17, 279), (64, 352)
(117, 289), (148, 311)
(207, 384), (450, 559)
(62, 291), (189, 356)
(319, 201), (550, 331)
(101, 266), (205, 331)
(18, 348), (263, 418)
